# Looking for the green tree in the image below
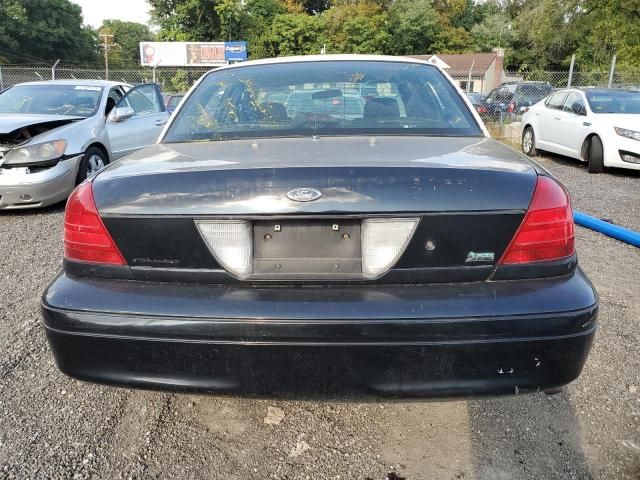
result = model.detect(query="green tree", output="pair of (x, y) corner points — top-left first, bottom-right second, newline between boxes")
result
(387, 0), (440, 55)
(168, 69), (190, 92)
(433, 25), (473, 53)
(245, 0), (286, 35)
(323, 1), (390, 54)
(215, 0), (244, 41)
(575, 0), (640, 69)
(471, 13), (512, 52)
(509, 0), (581, 69)
(244, 0), (287, 58)
(261, 13), (325, 56)
(149, 0), (222, 41)
(99, 20), (153, 68)
(0, 0), (98, 64)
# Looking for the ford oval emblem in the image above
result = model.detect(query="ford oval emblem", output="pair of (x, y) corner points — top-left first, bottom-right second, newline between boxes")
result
(286, 187), (322, 202)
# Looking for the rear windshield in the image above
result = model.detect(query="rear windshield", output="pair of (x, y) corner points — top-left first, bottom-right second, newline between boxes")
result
(0, 84), (102, 117)
(485, 86), (515, 102)
(163, 61), (481, 142)
(516, 84), (552, 103)
(585, 90), (640, 114)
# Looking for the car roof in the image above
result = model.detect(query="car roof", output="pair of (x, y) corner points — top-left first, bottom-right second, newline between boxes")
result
(16, 79), (127, 88)
(501, 81), (551, 86)
(577, 88), (639, 94)
(205, 54), (441, 75)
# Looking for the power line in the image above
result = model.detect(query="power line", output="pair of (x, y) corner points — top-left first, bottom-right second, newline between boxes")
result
(0, 46), (104, 68)
(0, 46), (51, 65)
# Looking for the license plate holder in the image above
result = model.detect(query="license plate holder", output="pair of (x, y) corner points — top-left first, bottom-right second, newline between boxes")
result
(253, 220), (361, 276)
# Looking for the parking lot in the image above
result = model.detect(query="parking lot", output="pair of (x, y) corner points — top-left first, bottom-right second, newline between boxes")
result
(0, 152), (638, 480)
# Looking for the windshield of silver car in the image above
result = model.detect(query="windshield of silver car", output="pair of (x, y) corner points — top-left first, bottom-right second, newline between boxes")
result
(163, 61), (482, 142)
(0, 84), (103, 117)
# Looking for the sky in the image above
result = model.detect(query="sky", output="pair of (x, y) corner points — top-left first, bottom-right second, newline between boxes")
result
(71, 0), (152, 28)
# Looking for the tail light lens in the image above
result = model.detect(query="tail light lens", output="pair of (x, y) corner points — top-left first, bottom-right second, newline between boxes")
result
(196, 220), (252, 277)
(499, 176), (574, 264)
(507, 101), (515, 113)
(361, 218), (419, 277)
(64, 182), (126, 265)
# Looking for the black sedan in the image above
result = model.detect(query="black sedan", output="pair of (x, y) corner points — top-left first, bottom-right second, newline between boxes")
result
(42, 56), (597, 397)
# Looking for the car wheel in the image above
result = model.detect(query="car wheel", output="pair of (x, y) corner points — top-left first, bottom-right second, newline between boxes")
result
(587, 136), (604, 174)
(522, 127), (537, 156)
(76, 147), (108, 184)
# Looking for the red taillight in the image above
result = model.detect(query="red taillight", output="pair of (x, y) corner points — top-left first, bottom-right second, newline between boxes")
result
(476, 106), (487, 114)
(507, 101), (515, 113)
(64, 182), (126, 265)
(499, 176), (575, 264)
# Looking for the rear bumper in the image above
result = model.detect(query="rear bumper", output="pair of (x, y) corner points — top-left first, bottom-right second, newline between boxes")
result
(42, 269), (598, 397)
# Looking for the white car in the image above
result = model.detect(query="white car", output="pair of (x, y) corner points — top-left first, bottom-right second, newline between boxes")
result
(521, 88), (640, 173)
(0, 80), (169, 209)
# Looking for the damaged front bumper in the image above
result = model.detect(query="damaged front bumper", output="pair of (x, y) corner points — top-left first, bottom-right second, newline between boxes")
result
(0, 155), (82, 209)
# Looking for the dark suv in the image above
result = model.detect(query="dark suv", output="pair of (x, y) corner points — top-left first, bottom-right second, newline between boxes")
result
(479, 82), (553, 120)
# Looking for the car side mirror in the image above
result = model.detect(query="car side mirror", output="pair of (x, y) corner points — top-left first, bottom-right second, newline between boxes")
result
(571, 102), (586, 116)
(109, 106), (135, 122)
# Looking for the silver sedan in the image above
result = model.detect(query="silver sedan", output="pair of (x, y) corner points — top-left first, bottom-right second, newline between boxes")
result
(0, 80), (170, 209)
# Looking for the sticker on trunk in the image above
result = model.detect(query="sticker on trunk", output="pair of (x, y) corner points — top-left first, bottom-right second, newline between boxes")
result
(465, 251), (495, 263)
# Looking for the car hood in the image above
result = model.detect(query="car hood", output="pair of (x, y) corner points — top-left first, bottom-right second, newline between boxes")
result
(592, 114), (639, 130)
(93, 136), (538, 216)
(0, 114), (84, 135)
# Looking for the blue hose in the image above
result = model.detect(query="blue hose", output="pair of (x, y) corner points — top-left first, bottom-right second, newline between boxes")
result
(574, 211), (640, 247)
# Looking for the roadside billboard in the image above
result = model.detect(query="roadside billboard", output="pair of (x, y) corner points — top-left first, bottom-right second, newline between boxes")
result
(139, 42), (248, 66)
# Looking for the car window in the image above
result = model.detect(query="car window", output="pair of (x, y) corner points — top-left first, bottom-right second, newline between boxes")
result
(105, 87), (124, 116)
(585, 90), (640, 114)
(486, 86), (513, 103)
(119, 84), (164, 116)
(0, 84), (102, 117)
(167, 95), (184, 109)
(164, 61), (482, 143)
(515, 84), (552, 104)
(108, 87), (124, 104)
(285, 90), (366, 119)
(563, 92), (585, 113)
(545, 92), (568, 110)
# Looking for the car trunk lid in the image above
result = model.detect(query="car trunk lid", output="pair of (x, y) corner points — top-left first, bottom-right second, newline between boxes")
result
(91, 136), (537, 283)
(93, 136), (536, 215)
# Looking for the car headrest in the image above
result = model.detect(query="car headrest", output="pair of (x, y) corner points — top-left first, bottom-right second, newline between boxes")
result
(261, 102), (288, 121)
(363, 97), (400, 119)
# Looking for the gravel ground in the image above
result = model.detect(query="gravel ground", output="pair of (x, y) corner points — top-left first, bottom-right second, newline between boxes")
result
(0, 154), (638, 479)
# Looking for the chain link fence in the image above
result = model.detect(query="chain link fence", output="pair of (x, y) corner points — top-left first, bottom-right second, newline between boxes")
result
(0, 64), (213, 93)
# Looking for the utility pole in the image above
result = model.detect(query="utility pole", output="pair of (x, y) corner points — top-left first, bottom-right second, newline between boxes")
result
(467, 60), (475, 95)
(99, 33), (115, 80)
(567, 54), (575, 88)
(51, 59), (60, 80)
(608, 54), (617, 88)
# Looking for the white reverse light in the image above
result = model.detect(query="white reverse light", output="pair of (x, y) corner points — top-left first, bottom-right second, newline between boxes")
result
(361, 218), (419, 278)
(196, 220), (252, 277)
